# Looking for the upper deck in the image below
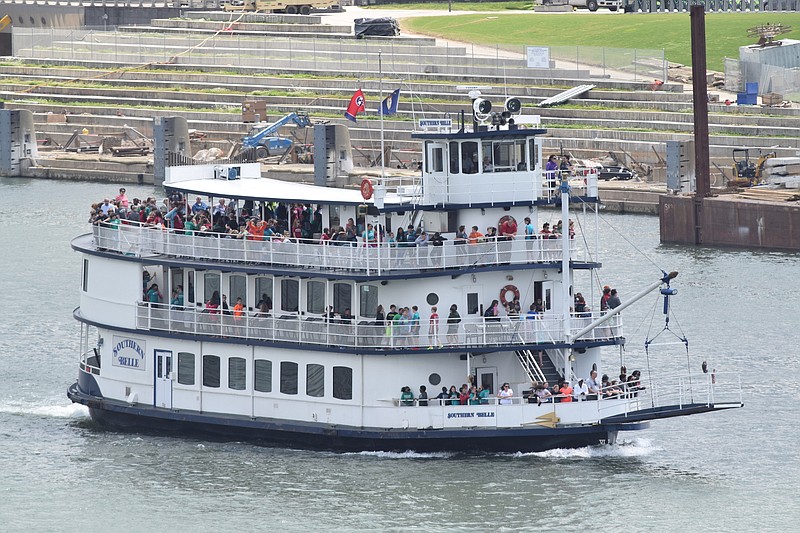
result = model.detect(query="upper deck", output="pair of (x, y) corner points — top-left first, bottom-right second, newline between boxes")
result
(83, 223), (595, 278)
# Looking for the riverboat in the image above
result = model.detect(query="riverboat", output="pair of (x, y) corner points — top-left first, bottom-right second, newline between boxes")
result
(67, 103), (742, 452)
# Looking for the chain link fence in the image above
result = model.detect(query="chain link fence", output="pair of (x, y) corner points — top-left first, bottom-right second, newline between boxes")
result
(11, 28), (666, 84)
(726, 56), (800, 101)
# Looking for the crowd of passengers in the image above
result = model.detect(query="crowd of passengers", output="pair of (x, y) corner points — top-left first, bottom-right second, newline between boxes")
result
(89, 188), (577, 249)
(397, 367), (644, 406)
(142, 274), (622, 347)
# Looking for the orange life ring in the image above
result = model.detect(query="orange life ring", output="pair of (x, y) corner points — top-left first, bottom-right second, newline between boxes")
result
(360, 178), (374, 200)
(499, 285), (520, 306)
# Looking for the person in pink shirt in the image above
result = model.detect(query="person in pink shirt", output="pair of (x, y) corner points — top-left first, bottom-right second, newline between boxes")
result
(115, 188), (129, 209)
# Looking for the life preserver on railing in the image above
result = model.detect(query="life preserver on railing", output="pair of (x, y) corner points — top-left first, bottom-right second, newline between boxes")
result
(499, 285), (520, 306)
(360, 178), (374, 200)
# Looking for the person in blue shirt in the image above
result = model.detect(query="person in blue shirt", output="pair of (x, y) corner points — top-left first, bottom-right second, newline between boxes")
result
(410, 305), (421, 342)
(191, 196), (208, 214)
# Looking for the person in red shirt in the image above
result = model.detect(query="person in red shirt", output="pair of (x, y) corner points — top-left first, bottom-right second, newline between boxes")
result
(246, 217), (267, 241)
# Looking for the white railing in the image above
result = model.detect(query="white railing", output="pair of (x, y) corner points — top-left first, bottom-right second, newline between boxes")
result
(79, 349), (101, 375)
(134, 304), (623, 350)
(93, 223), (581, 274)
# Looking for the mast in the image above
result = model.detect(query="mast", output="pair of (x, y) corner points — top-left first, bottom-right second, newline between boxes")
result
(379, 49), (385, 182)
(378, 49), (384, 275)
(560, 177), (571, 377)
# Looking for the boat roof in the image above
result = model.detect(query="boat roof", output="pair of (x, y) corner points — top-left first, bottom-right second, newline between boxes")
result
(169, 176), (376, 207)
(411, 127), (547, 141)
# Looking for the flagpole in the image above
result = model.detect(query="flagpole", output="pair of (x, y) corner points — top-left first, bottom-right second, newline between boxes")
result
(378, 50), (384, 275)
(379, 49), (385, 181)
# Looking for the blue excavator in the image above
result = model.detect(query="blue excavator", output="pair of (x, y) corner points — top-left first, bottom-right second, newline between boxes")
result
(242, 111), (312, 160)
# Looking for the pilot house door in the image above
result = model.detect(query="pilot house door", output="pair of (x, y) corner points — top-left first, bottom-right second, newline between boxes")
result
(154, 350), (173, 408)
(425, 141), (448, 204)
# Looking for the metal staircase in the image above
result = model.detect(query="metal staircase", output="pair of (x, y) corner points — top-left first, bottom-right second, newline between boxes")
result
(515, 349), (562, 385)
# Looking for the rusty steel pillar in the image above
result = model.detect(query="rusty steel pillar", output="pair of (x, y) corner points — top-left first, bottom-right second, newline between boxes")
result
(690, 5), (711, 244)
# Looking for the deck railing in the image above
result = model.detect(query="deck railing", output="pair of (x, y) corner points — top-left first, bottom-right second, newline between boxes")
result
(134, 303), (622, 350)
(94, 223), (580, 274)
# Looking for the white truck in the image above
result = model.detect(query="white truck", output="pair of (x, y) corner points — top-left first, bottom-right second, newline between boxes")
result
(542, 0), (622, 11)
(569, 0), (621, 11)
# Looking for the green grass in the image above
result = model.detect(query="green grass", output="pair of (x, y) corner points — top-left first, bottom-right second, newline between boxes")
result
(366, 1), (534, 10)
(403, 13), (800, 71)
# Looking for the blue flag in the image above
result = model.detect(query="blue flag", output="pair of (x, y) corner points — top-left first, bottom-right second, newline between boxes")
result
(381, 89), (400, 116)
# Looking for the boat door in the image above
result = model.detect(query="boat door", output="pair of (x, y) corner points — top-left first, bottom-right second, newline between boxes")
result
(475, 367), (498, 397)
(154, 349), (173, 408)
(424, 141), (448, 204)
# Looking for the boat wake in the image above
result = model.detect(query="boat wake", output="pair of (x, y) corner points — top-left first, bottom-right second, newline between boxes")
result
(515, 438), (660, 459)
(0, 402), (89, 419)
(347, 450), (454, 460)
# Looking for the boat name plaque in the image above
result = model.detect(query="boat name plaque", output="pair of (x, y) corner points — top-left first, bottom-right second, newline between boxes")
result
(111, 336), (146, 371)
(447, 411), (495, 419)
(418, 118), (453, 131)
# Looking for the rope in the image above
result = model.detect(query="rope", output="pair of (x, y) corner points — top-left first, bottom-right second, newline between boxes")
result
(569, 191), (664, 273)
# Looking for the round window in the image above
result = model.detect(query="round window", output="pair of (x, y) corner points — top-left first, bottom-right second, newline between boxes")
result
(426, 292), (439, 306)
(429, 373), (441, 386)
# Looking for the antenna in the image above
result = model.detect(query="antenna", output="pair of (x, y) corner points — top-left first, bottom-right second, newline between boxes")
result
(747, 23), (792, 47)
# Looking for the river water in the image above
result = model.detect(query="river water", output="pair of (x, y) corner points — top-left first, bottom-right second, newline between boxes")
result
(0, 177), (797, 531)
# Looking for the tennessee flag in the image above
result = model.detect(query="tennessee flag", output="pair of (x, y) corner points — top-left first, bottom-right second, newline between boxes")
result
(344, 89), (366, 122)
(381, 89), (400, 116)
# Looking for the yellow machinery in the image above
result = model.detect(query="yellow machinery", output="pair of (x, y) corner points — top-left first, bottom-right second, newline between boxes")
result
(0, 14), (12, 31)
(731, 149), (776, 187)
(225, 0), (338, 14)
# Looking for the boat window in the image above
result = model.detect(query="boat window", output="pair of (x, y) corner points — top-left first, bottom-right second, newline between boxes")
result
(329, 205), (340, 230)
(306, 280), (326, 314)
(280, 279), (299, 313)
(467, 292), (479, 315)
(359, 285), (379, 318)
(493, 141), (515, 171)
(255, 277), (273, 312)
(82, 259), (89, 292)
(481, 142), (493, 172)
(228, 357), (246, 391)
(306, 364), (325, 397)
(462, 142), (478, 174)
(426, 142), (444, 173)
(229, 275), (247, 307)
(529, 139), (539, 170)
(333, 282), (352, 315)
(254, 359), (272, 393)
(449, 141), (459, 174)
(426, 292), (439, 306)
(170, 268), (184, 301)
(187, 270), (195, 304)
(514, 140), (527, 171)
(202, 355), (220, 388)
(204, 273), (220, 306)
(333, 366), (353, 400)
(177, 352), (195, 385)
(280, 361), (298, 395)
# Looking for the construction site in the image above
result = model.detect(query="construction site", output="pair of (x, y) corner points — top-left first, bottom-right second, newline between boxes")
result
(0, 5), (799, 233)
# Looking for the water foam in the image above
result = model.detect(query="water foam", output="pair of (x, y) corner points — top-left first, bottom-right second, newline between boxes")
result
(515, 437), (659, 459)
(0, 402), (89, 418)
(347, 450), (454, 460)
